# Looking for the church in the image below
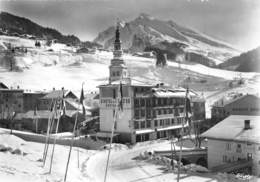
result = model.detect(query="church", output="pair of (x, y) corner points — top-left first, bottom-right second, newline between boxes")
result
(98, 23), (205, 144)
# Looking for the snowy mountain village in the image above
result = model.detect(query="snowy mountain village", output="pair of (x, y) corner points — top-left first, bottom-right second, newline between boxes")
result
(0, 11), (260, 182)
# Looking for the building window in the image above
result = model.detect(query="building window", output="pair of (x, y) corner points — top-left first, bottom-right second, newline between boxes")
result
(163, 98), (167, 105)
(158, 98), (161, 106)
(226, 143), (231, 151)
(160, 120), (164, 126)
(134, 110), (139, 119)
(174, 109), (179, 116)
(140, 99), (145, 107)
(141, 121), (145, 129)
(146, 120), (151, 128)
(141, 109), (145, 117)
(165, 119), (170, 126)
(134, 121), (139, 129)
(223, 155), (227, 162)
(154, 120), (158, 127)
(134, 99), (139, 107)
(171, 119), (175, 125)
(153, 110), (156, 117)
(147, 110), (151, 118)
(236, 144), (242, 153)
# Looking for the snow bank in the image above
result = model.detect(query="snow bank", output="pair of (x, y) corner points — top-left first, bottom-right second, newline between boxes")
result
(137, 149), (210, 174)
(0, 134), (27, 155)
(100, 143), (129, 151)
(137, 150), (178, 169)
(215, 172), (256, 182)
(0, 134), (26, 148)
(183, 164), (209, 173)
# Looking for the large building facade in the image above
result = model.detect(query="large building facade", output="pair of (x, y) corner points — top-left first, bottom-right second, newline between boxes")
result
(98, 23), (205, 143)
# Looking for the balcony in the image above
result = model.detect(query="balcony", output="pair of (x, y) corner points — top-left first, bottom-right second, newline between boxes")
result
(156, 113), (174, 119)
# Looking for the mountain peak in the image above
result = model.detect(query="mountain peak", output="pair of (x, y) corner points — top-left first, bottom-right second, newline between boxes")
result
(137, 13), (155, 20)
(94, 14), (239, 64)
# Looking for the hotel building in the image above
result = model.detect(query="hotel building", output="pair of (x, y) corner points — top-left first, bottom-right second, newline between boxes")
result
(98, 23), (205, 143)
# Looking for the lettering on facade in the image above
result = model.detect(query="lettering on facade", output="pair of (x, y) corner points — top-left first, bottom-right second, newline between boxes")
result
(100, 97), (131, 108)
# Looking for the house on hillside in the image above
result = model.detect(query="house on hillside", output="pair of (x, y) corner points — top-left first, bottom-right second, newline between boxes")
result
(201, 115), (260, 176)
(0, 87), (24, 120)
(23, 91), (47, 112)
(15, 110), (85, 133)
(84, 92), (99, 108)
(38, 88), (78, 110)
(211, 94), (260, 123)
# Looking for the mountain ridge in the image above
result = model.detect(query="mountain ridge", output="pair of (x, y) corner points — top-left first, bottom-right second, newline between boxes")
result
(219, 46), (260, 73)
(94, 13), (239, 65)
(0, 11), (81, 46)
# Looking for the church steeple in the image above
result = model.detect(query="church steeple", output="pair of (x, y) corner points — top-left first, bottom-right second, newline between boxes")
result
(108, 20), (129, 84)
(113, 21), (123, 58)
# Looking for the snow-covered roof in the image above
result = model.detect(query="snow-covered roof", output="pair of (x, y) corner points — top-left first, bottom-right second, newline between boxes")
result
(213, 94), (259, 107)
(42, 90), (77, 99)
(201, 115), (260, 144)
(152, 87), (197, 98)
(0, 89), (23, 92)
(65, 99), (91, 113)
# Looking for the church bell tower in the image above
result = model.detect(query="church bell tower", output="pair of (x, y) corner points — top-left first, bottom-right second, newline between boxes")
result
(109, 21), (129, 84)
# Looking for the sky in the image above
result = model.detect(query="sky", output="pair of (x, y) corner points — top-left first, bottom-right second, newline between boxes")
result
(0, 0), (260, 51)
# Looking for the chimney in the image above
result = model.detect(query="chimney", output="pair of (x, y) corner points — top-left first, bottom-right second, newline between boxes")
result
(244, 120), (250, 130)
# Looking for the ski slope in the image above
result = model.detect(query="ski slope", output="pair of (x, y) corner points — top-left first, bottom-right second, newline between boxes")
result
(0, 35), (258, 93)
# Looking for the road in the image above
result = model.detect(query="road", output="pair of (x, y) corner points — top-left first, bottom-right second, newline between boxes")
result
(84, 141), (216, 182)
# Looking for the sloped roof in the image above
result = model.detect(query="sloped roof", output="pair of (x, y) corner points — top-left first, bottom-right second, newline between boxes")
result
(224, 94), (259, 107)
(201, 115), (260, 144)
(213, 94), (259, 107)
(0, 82), (8, 89)
(85, 93), (99, 100)
(152, 87), (197, 98)
(42, 90), (77, 99)
(65, 99), (91, 115)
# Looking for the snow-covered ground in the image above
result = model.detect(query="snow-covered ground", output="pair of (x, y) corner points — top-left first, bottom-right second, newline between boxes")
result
(1, 131), (259, 182)
(0, 132), (96, 182)
(1, 35), (259, 118)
